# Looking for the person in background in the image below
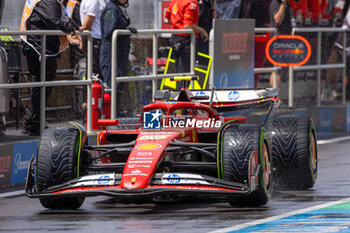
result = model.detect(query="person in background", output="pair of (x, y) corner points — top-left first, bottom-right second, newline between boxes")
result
(0, 115), (5, 136)
(79, 0), (108, 78)
(20, 0), (79, 135)
(100, 0), (132, 89)
(165, 0), (209, 73)
(269, 0), (292, 89)
(289, 0), (326, 24)
(63, 0), (85, 67)
(196, 0), (214, 65)
(100, 0), (136, 116)
(334, 1), (350, 99)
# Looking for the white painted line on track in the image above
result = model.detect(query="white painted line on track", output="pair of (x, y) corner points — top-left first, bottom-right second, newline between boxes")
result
(0, 190), (25, 198)
(318, 135), (350, 145)
(210, 197), (350, 233)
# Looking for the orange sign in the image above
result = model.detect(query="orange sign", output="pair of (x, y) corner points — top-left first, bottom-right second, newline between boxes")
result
(265, 35), (311, 67)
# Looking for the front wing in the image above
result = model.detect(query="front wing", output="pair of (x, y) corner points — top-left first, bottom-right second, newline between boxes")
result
(25, 159), (257, 200)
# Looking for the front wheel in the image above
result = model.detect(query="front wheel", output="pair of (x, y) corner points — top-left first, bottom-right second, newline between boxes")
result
(36, 127), (86, 209)
(219, 124), (272, 207)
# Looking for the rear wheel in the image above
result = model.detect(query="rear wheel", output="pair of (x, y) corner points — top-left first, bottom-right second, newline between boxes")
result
(36, 127), (85, 209)
(270, 115), (317, 190)
(219, 124), (272, 207)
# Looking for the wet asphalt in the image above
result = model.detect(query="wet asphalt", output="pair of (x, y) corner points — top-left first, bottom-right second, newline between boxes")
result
(0, 140), (349, 233)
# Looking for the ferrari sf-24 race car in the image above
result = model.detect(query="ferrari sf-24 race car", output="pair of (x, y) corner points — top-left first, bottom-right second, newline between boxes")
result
(25, 77), (317, 209)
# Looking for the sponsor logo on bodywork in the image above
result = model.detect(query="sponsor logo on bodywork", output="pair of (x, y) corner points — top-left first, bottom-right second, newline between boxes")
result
(123, 169), (148, 177)
(228, 91), (240, 101)
(195, 91), (206, 96)
(131, 169), (142, 174)
(128, 160), (153, 164)
(167, 174), (181, 183)
(97, 175), (111, 185)
(136, 152), (153, 156)
(137, 135), (172, 141)
(130, 157), (154, 160)
(136, 143), (162, 150)
(127, 164), (151, 169)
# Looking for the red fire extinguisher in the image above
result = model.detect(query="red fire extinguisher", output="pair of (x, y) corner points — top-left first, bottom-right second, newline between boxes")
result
(91, 81), (103, 130)
(90, 81), (112, 130)
(102, 92), (111, 119)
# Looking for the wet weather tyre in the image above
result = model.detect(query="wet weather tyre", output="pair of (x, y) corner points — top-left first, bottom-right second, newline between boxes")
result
(219, 124), (272, 207)
(270, 115), (317, 190)
(36, 127), (85, 209)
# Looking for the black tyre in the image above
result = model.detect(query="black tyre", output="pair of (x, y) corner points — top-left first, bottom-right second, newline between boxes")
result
(36, 127), (85, 209)
(270, 115), (317, 190)
(219, 124), (272, 207)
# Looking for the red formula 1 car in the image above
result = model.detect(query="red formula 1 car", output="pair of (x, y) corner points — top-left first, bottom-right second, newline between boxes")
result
(25, 77), (318, 209)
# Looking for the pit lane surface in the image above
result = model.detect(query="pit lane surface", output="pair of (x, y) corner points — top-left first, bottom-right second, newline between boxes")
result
(1, 140), (350, 233)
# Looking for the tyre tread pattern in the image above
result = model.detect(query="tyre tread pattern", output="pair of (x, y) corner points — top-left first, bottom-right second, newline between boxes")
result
(222, 124), (259, 184)
(270, 115), (316, 189)
(221, 124), (271, 207)
(36, 127), (84, 209)
(37, 127), (78, 190)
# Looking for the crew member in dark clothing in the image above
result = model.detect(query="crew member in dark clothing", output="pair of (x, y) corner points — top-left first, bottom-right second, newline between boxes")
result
(269, 0), (292, 89)
(270, 0), (292, 35)
(20, 0), (78, 135)
(165, 0), (208, 73)
(100, 0), (135, 116)
(197, 0), (214, 63)
(100, 0), (131, 89)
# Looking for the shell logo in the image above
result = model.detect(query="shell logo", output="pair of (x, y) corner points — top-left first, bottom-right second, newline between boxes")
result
(136, 143), (162, 150)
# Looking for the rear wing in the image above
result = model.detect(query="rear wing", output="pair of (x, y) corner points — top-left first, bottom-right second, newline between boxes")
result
(155, 88), (279, 110)
(191, 88), (279, 103)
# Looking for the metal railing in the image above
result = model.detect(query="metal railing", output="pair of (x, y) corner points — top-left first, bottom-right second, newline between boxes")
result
(0, 30), (93, 134)
(253, 27), (347, 107)
(110, 29), (196, 119)
(0, 28), (347, 136)
(291, 27), (347, 107)
(253, 28), (279, 88)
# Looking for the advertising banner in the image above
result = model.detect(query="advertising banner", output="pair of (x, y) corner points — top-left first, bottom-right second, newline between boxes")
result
(213, 19), (255, 88)
(265, 35), (311, 67)
(346, 105), (350, 133)
(332, 107), (346, 133)
(318, 108), (334, 137)
(11, 141), (38, 185)
(0, 145), (12, 187)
